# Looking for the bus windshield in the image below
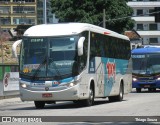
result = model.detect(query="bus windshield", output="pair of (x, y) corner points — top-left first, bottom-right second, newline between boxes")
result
(132, 54), (160, 75)
(20, 35), (79, 80)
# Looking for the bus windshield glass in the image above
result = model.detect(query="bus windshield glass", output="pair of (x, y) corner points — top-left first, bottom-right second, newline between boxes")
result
(132, 54), (160, 75)
(20, 36), (79, 80)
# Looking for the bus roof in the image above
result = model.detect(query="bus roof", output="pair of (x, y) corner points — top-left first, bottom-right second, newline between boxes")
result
(23, 23), (129, 41)
(132, 47), (160, 54)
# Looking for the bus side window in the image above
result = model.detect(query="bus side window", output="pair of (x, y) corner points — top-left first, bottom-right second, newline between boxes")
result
(90, 38), (96, 59)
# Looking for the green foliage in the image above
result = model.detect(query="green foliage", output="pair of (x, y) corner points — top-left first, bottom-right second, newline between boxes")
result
(6, 50), (11, 54)
(51, 0), (135, 33)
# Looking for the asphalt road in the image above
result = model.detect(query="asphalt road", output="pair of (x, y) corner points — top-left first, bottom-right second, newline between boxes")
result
(0, 89), (160, 125)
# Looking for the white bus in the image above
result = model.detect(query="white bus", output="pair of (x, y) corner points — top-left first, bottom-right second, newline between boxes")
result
(12, 23), (132, 108)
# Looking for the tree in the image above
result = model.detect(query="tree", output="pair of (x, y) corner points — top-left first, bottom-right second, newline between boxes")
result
(51, 0), (135, 33)
(0, 27), (7, 63)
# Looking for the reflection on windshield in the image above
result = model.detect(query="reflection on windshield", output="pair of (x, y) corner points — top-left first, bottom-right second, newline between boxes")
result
(132, 54), (160, 74)
(20, 36), (79, 80)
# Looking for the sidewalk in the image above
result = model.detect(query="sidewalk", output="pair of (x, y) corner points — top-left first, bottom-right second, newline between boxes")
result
(0, 95), (19, 100)
(0, 96), (21, 105)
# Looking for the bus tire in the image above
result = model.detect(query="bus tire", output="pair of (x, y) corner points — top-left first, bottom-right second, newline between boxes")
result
(153, 88), (156, 92)
(73, 100), (82, 105)
(109, 83), (124, 102)
(148, 88), (156, 92)
(34, 101), (45, 109)
(136, 88), (141, 93)
(83, 85), (94, 106)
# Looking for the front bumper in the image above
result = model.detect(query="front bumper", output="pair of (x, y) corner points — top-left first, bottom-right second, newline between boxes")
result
(132, 81), (160, 88)
(20, 85), (79, 101)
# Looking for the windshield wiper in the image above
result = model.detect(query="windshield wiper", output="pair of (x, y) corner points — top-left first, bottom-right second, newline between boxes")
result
(32, 56), (47, 81)
(49, 58), (62, 80)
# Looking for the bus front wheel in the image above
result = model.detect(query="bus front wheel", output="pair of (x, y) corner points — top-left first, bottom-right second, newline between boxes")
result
(83, 85), (94, 106)
(148, 88), (156, 92)
(34, 101), (45, 109)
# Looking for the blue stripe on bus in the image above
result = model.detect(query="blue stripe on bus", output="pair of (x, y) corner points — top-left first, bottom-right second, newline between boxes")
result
(21, 78), (45, 83)
(60, 77), (74, 83)
(21, 77), (74, 84)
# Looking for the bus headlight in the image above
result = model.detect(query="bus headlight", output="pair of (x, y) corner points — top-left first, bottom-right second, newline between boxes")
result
(60, 78), (81, 88)
(69, 82), (74, 87)
(133, 78), (137, 82)
(157, 77), (160, 81)
(20, 83), (29, 88)
(62, 81), (78, 87)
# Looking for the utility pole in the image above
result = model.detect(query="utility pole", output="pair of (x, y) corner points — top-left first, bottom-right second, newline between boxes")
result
(103, 9), (106, 28)
(43, 0), (47, 24)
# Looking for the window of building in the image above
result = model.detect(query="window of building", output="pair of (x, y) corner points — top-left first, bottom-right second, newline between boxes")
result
(137, 9), (143, 16)
(149, 38), (158, 44)
(13, 17), (35, 25)
(149, 24), (157, 30)
(13, 6), (35, 13)
(0, 6), (10, 13)
(149, 9), (154, 16)
(0, 0), (10, 2)
(37, 1), (43, 7)
(0, 17), (10, 25)
(137, 24), (143, 30)
(13, 0), (35, 2)
(13, 6), (24, 13)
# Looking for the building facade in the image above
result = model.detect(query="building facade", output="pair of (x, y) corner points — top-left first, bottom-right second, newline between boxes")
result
(127, 0), (160, 45)
(0, 0), (37, 31)
(0, 0), (58, 32)
(37, 0), (58, 24)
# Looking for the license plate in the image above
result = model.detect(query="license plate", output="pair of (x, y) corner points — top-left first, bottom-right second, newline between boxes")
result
(42, 93), (52, 98)
(144, 85), (150, 88)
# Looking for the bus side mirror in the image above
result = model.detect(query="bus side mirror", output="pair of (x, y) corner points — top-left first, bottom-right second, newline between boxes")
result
(12, 39), (22, 58)
(77, 37), (85, 56)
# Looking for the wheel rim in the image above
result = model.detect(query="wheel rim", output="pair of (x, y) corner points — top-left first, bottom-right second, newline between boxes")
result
(89, 88), (94, 105)
(120, 85), (123, 100)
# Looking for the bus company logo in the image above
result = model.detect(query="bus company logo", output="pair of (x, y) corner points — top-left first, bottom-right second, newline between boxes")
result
(106, 62), (116, 80)
(52, 81), (60, 85)
(45, 87), (49, 91)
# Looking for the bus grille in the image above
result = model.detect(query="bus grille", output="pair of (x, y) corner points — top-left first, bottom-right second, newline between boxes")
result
(139, 80), (156, 83)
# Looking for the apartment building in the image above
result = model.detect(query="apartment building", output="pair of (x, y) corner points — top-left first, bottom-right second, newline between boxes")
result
(0, 0), (58, 32)
(0, 0), (37, 31)
(127, 0), (160, 45)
